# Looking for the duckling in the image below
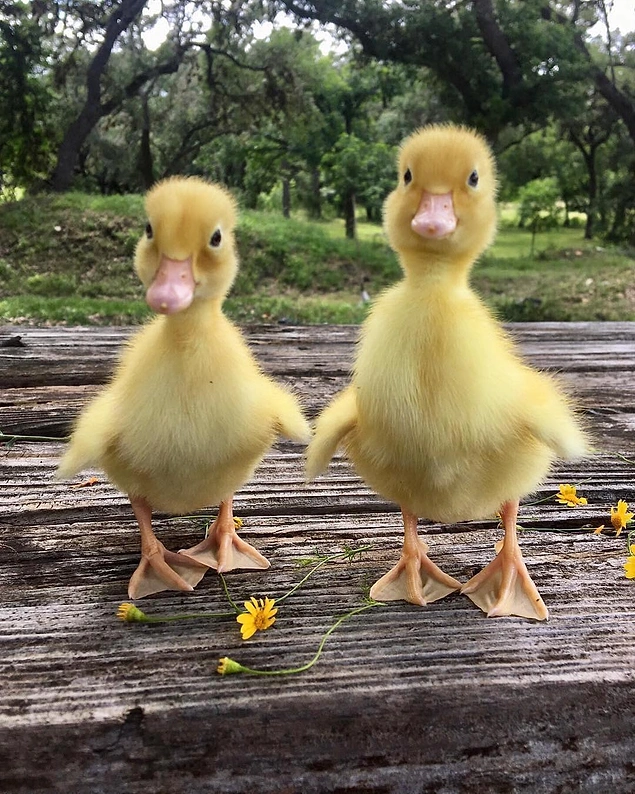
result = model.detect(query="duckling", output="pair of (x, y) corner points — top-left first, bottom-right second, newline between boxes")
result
(58, 177), (310, 599)
(306, 125), (588, 621)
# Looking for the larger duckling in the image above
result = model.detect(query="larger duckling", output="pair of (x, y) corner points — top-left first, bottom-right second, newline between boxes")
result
(58, 177), (310, 599)
(306, 125), (588, 621)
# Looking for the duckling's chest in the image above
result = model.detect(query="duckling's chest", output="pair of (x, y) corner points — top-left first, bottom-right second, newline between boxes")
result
(115, 327), (267, 464)
(352, 285), (517, 450)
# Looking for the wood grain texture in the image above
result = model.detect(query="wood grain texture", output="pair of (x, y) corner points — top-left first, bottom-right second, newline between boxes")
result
(2, 322), (635, 793)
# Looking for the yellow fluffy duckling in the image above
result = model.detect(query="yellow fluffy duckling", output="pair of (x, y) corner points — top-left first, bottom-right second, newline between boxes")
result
(58, 177), (310, 599)
(306, 125), (588, 621)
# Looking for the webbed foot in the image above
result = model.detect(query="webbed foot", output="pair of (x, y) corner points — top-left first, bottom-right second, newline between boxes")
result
(128, 542), (208, 599)
(178, 498), (270, 573)
(128, 495), (208, 599)
(461, 500), (548, 621)
(370, 509), (462, 605)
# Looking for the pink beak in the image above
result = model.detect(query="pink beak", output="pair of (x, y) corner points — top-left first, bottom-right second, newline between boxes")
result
(411, 191), (456, 239)
(146, 256), (195, 314)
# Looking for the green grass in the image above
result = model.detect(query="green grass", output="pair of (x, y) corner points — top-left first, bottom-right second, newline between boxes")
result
(0, 193), (633, 325)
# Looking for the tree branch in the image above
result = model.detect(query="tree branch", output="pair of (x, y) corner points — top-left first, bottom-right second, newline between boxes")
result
(472, 0), (523, 99)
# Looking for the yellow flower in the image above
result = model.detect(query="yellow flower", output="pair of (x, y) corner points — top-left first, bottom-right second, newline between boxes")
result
(205, 515), (242, 538)
(624, 555), (635, 579)
(117, 602), (147, 622)
(217, 657), (245, 675)
(555, 484), (588, 507)
(236, 596), (278, 640)
(592, 525), (605, 535)
(610, 500), (634, 536)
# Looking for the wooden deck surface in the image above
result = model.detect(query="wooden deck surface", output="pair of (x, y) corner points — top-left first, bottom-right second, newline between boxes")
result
(2, 322), (635, 793)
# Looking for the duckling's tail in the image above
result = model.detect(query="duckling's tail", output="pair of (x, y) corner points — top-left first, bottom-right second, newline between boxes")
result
(305, 387), (358, 482)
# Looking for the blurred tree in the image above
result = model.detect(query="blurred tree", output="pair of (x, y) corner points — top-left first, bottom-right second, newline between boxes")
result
(517, 176), (562, 255)
(0, 1), (54, 191)
(321, 133), (395, 237)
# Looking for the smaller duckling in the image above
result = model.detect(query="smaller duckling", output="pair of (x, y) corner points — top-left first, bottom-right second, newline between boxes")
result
(58, 177), (310, 599)
(306, 125), (588, 621)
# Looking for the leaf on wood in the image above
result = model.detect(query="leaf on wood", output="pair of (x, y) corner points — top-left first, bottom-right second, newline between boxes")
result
(71, 476), (100, 488)
(0, 335), (26, 348)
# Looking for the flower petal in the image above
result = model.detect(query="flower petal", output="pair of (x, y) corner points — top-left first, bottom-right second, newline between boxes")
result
(243, 599), (258, 615)
(239, 623), (257, 640)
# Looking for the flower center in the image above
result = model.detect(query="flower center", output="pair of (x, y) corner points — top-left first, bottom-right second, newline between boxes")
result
(254, 612), (268, 630)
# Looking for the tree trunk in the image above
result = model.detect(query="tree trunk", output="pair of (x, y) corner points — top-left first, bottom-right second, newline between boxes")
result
(49, 0), (148, 192)
(344, 189), (356, 239)
(584, 153), (597, 240)
(51, 109), (104, 193)
(138, 92), (154, 190)
(306, 168), (321, 219)
(282, 175), (291, 218)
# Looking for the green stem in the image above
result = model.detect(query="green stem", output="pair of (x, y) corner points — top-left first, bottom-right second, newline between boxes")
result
(226, 602), (380, 676)
(0, 431), (69, 443)
(518, 524), (602, 533)
(524, 477), (593, 507)
(219, 573), (242, 613)
(277, 545), (374, 604)
(220, 544), (374, 609)
(615, 452), (635, 467)
(142, 611), (236, 623)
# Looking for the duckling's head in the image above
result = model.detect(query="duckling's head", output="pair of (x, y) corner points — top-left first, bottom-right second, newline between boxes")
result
(135, 176), (238, 314)
(384, 125), (497, 272)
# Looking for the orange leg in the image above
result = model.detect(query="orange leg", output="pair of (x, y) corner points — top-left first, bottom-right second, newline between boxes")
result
(127, 496), (209, 600)
(461, 499), (548, 620)
(178, 497), (270, 573)
(369, 509), (462, 605)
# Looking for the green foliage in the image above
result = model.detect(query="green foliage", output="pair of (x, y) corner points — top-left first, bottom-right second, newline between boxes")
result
(25, 273), (77, 297)
(0, 3), (54, 189)
(517, 177), (562, 227)
(517, 177), (562, 256)
(236, 210), (399, 292)
(1, 192), (634, 326)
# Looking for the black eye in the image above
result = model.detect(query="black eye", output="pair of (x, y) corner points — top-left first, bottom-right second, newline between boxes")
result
(145, 222), (153, 239)
(404, 168), (412, 185)
(468, 170), (479, 188)
(210, 229), (222, 247)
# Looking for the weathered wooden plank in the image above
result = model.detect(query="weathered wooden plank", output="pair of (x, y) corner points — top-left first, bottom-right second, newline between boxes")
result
(1, 442), (633, 518)
(3, 322), (635, 451)
(2, 323), (635, 793)
(3, 321), (635, 389)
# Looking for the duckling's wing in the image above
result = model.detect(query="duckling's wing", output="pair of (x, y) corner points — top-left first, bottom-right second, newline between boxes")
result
(56, 391), (118, 479)
(306, 386), (358, 481)
(266, 381), (311, 444)
(521, 369), (590, 460)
